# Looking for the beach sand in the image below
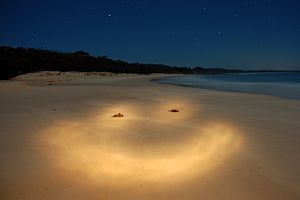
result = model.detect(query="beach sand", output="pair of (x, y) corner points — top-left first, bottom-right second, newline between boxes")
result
(0, 72), (300, 200)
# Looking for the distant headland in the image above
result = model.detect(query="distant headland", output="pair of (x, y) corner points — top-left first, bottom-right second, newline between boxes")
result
(0, 46), (298, 80)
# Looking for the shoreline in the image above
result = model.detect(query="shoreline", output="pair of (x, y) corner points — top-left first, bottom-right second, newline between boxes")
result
(154, 73), (300, 100)
(1, 73), (300, 200)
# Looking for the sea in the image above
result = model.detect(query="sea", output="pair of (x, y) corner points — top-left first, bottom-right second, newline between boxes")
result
(155, 72), (300, 100)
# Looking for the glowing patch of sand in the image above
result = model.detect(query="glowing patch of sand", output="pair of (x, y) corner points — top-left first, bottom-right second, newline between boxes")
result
(39, 102), (243, 186)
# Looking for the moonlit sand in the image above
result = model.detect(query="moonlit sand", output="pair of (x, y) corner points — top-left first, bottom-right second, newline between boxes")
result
(1, 72), (300, 199)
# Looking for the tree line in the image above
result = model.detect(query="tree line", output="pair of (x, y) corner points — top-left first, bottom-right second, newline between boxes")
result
(0, 46), (244, 80)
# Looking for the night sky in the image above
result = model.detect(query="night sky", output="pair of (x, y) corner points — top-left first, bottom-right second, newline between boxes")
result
(1, 0), (300, 69)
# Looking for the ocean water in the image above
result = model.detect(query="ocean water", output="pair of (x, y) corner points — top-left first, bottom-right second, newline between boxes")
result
(156, 72), (300, 100)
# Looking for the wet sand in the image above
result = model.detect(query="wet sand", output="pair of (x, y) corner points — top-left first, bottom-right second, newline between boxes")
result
(0, 72), (300, 200)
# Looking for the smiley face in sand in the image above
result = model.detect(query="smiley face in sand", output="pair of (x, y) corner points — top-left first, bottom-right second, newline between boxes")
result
(39, 100), (243, 186)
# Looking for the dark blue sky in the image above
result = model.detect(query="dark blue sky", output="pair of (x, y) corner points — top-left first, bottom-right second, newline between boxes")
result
(1, 0), (300, 69)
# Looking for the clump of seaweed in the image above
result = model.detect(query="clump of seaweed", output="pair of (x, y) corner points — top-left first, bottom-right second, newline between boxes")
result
(112, 113), (124, 118)
(169, 109), (179, 113)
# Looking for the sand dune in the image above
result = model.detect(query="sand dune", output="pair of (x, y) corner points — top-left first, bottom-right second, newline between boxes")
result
(0, 73), (300, 199)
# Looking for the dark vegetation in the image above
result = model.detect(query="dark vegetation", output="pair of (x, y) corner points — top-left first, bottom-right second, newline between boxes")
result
(0, 46), (296, 80)
(0, 46), (243, 79)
